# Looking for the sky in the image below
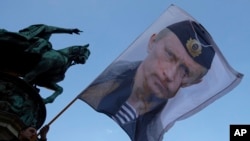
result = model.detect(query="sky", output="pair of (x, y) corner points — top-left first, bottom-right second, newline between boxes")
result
(1, 0), (249, 141)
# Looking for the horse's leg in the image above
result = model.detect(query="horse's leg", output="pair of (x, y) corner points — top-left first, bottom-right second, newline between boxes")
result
(43, 83), (63, 104)
(23, 60), (51, 82)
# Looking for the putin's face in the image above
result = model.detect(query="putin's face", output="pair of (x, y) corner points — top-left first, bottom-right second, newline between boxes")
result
(137, 30), (207, 99)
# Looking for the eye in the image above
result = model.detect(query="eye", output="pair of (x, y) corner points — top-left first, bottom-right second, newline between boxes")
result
(180, 64), (189, 77)
(165, 47), (174, 59)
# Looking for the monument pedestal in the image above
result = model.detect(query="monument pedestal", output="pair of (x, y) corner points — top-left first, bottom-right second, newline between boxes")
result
(0, 72), (46, 140)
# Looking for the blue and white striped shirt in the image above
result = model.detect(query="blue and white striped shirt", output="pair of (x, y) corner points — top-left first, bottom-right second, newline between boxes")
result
(112, 101), (138, 125)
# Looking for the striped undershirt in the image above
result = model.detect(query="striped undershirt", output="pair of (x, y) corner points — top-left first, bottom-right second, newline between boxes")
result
(112, 101), (138, 125)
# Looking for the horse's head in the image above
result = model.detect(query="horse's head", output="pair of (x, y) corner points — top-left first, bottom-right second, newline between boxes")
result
(68, 44), (90, 64)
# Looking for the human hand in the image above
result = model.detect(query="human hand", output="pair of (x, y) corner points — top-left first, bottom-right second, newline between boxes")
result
(71, 28), (82, 34)
(39, 125), (49, 140)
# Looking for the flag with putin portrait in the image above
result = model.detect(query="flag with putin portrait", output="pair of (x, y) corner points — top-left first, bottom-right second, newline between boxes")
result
(78, 4), (243, 141)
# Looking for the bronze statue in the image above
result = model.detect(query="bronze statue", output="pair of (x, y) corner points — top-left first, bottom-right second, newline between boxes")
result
(0, 72), (46, 139)
(0, 73), (46, 127)
(0, 24), (82, 54)
(0, 24), (90, 104)
(25, 44), (90, 104)
(0, 24), (90, 140)
(19, 24), (82, 53)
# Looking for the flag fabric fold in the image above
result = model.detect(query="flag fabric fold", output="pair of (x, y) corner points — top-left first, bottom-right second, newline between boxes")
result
(78, 4), (243, 141)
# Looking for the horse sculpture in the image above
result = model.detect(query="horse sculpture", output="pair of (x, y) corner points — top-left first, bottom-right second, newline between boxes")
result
(25, 44), (90, 104)
(0, 30), (90, 104)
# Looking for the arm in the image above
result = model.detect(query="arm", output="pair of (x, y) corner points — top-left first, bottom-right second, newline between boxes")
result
(44, 25), (82, 35)
(18, 24), (82, 40)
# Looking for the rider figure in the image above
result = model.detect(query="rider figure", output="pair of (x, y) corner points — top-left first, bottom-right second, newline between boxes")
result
(18, 24), (82, 54)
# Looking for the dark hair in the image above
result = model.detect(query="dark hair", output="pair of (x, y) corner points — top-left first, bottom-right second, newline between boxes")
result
(20, 125), (37, 131)
(18, 126), (37, 137)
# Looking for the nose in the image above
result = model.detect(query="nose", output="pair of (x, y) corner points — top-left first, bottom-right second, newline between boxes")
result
(162, 65), (177, 82)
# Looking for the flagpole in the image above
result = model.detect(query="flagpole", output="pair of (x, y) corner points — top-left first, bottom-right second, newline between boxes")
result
(47, 96), (78, 126)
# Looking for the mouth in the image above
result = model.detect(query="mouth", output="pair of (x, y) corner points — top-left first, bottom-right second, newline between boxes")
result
(152, 78), (169, 99)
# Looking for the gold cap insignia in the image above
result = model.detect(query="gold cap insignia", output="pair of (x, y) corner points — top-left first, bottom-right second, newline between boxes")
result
(186, 38), (202, 57)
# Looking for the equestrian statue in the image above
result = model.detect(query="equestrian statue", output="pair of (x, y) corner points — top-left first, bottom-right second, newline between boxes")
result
(0, 24), (91, 104)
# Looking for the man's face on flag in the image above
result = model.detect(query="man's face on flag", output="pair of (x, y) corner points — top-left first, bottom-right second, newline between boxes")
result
(137, 29), (207, 99)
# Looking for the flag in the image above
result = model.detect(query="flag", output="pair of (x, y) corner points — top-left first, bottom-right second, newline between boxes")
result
(78, 4), (243, 141)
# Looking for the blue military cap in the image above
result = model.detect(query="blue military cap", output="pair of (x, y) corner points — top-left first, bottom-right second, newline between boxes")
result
(167, 20), (215, 69)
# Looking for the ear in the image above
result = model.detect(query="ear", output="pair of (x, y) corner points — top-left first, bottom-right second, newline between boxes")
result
(147, 33), (157, 53)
